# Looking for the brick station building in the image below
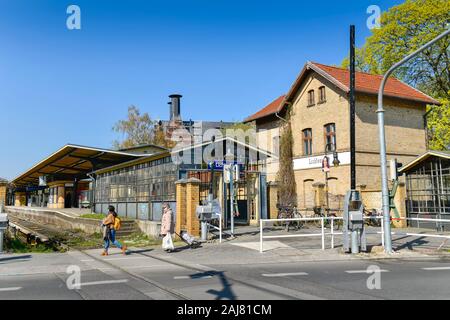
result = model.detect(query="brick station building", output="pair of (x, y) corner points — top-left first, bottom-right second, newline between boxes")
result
(245, 61), (440, 217)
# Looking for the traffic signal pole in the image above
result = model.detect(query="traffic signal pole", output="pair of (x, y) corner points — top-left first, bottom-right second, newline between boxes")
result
(378, 28), (450, 254)
(350, 25), (356, 190)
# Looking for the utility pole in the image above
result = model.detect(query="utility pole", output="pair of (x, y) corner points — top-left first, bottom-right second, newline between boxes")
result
(378, 28), (450, 254)
(350, 25), (356, 190)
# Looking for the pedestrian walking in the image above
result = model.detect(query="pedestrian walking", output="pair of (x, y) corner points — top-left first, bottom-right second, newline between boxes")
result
(102, 205), (127, 256)
(160, 203), (174, 253)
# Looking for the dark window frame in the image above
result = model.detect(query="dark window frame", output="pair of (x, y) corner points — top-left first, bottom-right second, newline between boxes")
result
(307, 90), (315, 107)
(324, 123), (336, 151)
(302, 128), (313, 156)
(318, 86), (326, 103)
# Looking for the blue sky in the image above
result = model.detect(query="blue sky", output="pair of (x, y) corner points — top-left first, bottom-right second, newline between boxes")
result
(0, 0), (404, 180)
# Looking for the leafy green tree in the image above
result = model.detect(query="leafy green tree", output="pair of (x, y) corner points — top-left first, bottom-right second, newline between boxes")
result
(342, 0), (450, 150)
(427, 96), (450, 150)
(113, 105), (156, 149)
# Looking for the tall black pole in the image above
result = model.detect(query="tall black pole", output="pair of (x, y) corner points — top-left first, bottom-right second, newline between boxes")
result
(350, 25), (356, 190)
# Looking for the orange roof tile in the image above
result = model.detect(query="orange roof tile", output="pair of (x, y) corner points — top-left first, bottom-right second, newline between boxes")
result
(245, 62), (439, 122)
(310, 62), (438, 105)
(244, 95), (286, 122)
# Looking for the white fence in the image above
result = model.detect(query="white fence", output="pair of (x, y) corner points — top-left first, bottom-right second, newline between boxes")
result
(259, 216), (450, 253)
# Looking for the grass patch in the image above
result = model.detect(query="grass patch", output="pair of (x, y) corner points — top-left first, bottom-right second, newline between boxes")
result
(5, 229), (185, 253)
(63, 232), (104, 249)
(80, 213), (132, 221)
(80, 213), (106, 220)
(5, 237), (56, 253)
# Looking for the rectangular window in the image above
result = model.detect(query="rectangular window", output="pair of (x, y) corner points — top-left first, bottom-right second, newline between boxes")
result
(324, 123), (336, 151)
(307, 90), (315, 107)
(303, 129), (313, 155)
(319, 86), (326, 103)
(272, 135), (280, 156)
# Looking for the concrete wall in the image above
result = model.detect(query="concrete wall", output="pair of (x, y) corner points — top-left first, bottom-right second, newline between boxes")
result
(135, 220), (161, 237)
(5, 207), (102, 234)
(5, 206), (163, 238)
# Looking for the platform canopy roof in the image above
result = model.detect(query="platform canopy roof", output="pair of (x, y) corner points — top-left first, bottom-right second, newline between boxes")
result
(399, 150), (450, 173)
(12, 144), (147, 187)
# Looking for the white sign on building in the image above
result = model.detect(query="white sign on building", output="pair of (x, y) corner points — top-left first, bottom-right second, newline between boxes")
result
(293, 152), (351, 170)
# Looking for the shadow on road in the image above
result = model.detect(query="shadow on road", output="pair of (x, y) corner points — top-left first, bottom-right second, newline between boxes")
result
(0, 255), (32, 264)
(394, 235), (429, 251)
(187, 270), (237, 300)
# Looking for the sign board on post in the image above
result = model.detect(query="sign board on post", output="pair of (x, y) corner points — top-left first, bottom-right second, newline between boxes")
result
(39, 176), (47, 187)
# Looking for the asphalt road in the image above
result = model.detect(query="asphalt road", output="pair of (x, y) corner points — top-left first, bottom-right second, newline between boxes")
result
(1, 248), (450, 300)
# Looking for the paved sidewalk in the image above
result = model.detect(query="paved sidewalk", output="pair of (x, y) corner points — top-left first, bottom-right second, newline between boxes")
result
(109, 226), (450, 269)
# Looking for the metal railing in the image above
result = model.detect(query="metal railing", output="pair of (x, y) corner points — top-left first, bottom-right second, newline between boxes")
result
(259, 216), (345, 253)
(259, 216), (450, 253)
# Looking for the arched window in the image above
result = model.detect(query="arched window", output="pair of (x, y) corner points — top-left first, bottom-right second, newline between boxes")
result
(307, 90), (315, 107)
(319, 86), (326, 103)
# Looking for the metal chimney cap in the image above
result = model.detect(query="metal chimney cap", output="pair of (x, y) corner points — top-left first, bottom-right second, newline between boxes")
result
(169, 94), (183, 98)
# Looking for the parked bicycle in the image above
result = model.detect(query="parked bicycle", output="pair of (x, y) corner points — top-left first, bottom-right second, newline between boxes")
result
(364, 209), (382, 227)
(312, 206), (342, 230)
(276, 205), (304, 232)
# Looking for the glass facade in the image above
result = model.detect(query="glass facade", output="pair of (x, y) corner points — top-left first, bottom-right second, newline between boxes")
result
(94, 156), (178, 219)
(405, 156), (450, 230)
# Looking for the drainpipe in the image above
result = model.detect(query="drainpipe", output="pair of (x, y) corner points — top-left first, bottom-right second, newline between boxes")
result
(275, 102), (290, 123)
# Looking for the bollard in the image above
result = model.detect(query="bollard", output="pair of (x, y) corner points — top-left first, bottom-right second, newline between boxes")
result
(331, 218), (335, 249)
(351, 230), (359, 254)
(201, 221), (208, 241)
(321, 218), (325, 250)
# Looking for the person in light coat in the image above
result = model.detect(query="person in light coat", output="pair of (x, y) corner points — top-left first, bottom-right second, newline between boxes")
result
(160, 203), (174, 252)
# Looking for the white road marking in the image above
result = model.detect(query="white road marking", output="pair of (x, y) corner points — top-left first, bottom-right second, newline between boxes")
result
(97, 268), (114, 271)
(422, 266), (450, 271)
(173, 275), (212, 280)
(262, 272), (309, 277)
(80, 259), (94, 262)
(79, 279), (128, 287)
(103, 256), (149, 261)
(0, 287), (22, 292)
(125, 265), (174, 270)
(346, 270), (389, 274)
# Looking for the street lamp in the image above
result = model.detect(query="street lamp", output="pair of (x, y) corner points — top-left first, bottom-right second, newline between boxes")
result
(378, 28), (450, 254)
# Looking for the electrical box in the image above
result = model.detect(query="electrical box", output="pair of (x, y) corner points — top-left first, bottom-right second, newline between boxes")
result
(196, 206), (214, 221)
(343, 190), (367, 253)
(0, 213), (8, 230)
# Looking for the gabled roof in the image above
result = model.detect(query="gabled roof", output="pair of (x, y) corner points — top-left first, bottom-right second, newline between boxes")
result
(302, 62), (439, 105)
(12, 144), (146, 187)
(245, 61), (440, 122)
(399, 150), (450, 173)
(244, 95), (286, 122)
